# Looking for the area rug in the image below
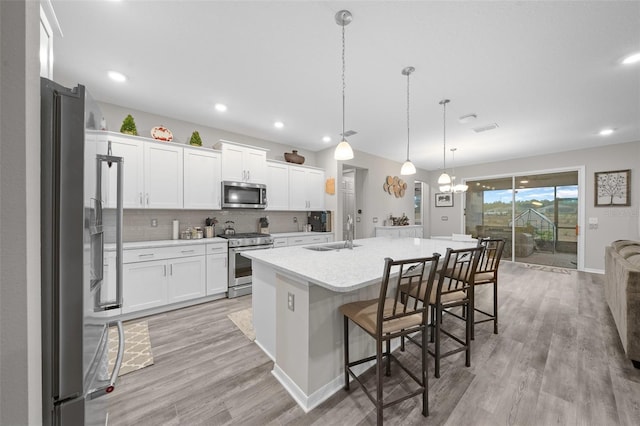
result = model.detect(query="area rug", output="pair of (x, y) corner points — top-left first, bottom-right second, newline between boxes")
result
(524, 263), (573, 274)
(228, 308), (256, 341)
(108, 320), (154, 376)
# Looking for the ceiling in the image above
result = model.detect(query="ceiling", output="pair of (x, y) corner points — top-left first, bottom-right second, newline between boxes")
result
(50, 1), (640, 171)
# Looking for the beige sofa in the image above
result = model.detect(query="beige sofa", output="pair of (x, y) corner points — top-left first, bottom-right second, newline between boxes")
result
(604, 240), (640, 368)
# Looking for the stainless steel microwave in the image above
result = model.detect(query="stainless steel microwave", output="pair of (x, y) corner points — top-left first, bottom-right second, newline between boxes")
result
(221, 181), (267, 209)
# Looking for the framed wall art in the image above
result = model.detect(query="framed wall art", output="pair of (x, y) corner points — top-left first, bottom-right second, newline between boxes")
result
(435, 192), (453, 207)
(594, 169), (630, 207)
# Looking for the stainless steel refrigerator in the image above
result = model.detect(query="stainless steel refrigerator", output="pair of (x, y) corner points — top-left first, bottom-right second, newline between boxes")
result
(41, 78), (125, 425)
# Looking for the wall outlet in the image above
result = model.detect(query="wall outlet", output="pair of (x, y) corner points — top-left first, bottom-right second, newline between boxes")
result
(288, 292), (295, 311)
(373, 217), (378, 223)
(441, 216), (449, 221)
(151, 219), (158, 227)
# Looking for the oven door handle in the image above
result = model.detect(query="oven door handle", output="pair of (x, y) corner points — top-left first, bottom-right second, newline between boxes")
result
(230, 245), (273, 253)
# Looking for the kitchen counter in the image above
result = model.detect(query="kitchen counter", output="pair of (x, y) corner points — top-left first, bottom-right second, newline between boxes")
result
(105, 237), (227, 251)
(243, 237), (476, 412)
(270, 231), (333, 238)
(243, 237), (470, 292)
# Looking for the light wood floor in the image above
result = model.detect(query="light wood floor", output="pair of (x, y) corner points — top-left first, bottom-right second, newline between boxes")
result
(106, 262), (640, 425)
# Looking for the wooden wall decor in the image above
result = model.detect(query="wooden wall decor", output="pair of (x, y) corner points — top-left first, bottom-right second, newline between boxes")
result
(383, 175), (407, 198)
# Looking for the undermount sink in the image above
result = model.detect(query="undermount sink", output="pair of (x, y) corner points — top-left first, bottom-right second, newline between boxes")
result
(304, 243), (361, 251)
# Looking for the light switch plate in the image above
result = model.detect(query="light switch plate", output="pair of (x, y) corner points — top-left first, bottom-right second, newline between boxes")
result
(588, 217), (598, 225)
(151, 219), (158, 227)
(288, 292), (295, 311)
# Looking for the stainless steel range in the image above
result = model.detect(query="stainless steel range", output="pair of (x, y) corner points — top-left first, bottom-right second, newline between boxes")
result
(220, 233), (274, 298)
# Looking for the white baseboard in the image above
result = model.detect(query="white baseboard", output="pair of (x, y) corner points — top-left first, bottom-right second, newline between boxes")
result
(582, 267), (604, 274)
(254, 339), (275, 362)
(271, 340), (402, 412)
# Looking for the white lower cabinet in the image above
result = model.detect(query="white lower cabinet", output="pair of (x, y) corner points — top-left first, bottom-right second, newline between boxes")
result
(206, 242), (228, 295)
(374, 226), (423, 238)
(122, 259), (168, 314)
(273, 237), (288, 248)
(121, 244), (211, 315)
(167, 256), (206, 303)
(287, 234), (333, 246)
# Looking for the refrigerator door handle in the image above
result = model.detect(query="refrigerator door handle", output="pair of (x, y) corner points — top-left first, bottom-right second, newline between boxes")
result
(94, 154), (124, 311)
(87, 321), (125, 400)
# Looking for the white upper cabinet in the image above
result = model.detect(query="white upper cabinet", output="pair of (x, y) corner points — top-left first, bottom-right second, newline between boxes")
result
(144, 142), (184, 209)
(98, 134), (145, 208)
(266, 162), (289, 210)
(306, 168), (325, 210)
(98, 132), (182, 209)
(289, 166), (325, 211)
(183, 148), (221, 209)
(218, 141), (267, 184)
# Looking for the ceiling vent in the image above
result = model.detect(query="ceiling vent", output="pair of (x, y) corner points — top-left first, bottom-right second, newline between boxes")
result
(341, 130), (358, 137)
(472, 123), (499, 133)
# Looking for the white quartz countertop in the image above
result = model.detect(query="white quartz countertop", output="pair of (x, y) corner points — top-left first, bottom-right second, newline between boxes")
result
(374, 225), (423, 229)
(271, 231), (333, 238)
(106, 237), (227, 251)
(242, 237), (477, 293)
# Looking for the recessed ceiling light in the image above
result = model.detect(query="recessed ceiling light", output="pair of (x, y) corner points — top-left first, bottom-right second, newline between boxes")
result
(622, 52), (640, 65)
(520, 180), (529, 184)
(322, 136), (331, 143)
(107, 70), (126, 82)
(214, 103), (227, 112)
(599, 128), (614, 136)
(274, 121), (284, 129)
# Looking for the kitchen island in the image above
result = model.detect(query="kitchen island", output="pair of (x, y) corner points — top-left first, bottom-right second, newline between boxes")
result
(242, 237), (477, 412)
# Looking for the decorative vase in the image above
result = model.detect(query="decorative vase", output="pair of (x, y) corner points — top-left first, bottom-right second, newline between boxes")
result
(284, 150), (305, 164)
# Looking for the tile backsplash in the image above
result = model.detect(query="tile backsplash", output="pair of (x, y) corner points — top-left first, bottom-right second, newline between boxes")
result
(104, 209), (322, 242)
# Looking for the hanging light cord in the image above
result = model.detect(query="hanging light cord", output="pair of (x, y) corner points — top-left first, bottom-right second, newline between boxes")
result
(341, 19), (346, 140)
(442, 101), (447, 170)
(406, 71), (411, 160)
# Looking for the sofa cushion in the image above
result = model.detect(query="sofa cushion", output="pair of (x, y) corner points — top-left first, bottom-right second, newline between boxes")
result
(612, 240), (640, 252)
(619, 245), (640, 258)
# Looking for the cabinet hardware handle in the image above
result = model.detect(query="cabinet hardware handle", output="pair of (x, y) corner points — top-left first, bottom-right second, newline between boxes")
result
(146, 193), (150, 206)
(163, 265), (167, 276)
(138, 253), (154, 257)
(139, 193), (143, 205)
(181, 250), (195, 253)
(169, 264), (173, 275)
(248, 170), (251, 181)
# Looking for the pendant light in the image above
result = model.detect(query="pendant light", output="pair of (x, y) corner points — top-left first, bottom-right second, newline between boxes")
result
(400, 66), (416, 175)
(438, 99), (452, 192)
(450, 148), (468, 193)
(334, 10), (354, 161)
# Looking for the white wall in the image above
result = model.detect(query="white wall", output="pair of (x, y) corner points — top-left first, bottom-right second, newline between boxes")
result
(0, 0), (42, 424)
(316, 147), (429, 240)
(98, 102), (318, 166)
(428, 140), (640, 271)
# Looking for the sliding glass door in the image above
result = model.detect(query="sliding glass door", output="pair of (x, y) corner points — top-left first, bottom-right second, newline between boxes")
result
(465, 171), (578, 269)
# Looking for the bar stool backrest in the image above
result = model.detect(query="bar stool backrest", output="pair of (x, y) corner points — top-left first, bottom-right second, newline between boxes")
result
(437, 246), (484, 300)
(476, 238), (505, 275)
(377, 254), (440, 337)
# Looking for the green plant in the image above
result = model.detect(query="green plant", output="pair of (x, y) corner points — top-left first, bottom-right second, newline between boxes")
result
(120, 114), (138, 136)
(189, 130), (203, 146)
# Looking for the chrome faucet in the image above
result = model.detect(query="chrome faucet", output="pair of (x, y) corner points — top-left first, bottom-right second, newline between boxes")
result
(344, 214), (354, 249)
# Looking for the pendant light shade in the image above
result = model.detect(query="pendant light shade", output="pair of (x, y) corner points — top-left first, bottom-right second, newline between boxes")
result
(334, 10), (354, 161)
(437, 99), (452, 187)
(401, 160), (416, 175)
(400, 66), (416, 176)
(335, 139), (354, 161)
